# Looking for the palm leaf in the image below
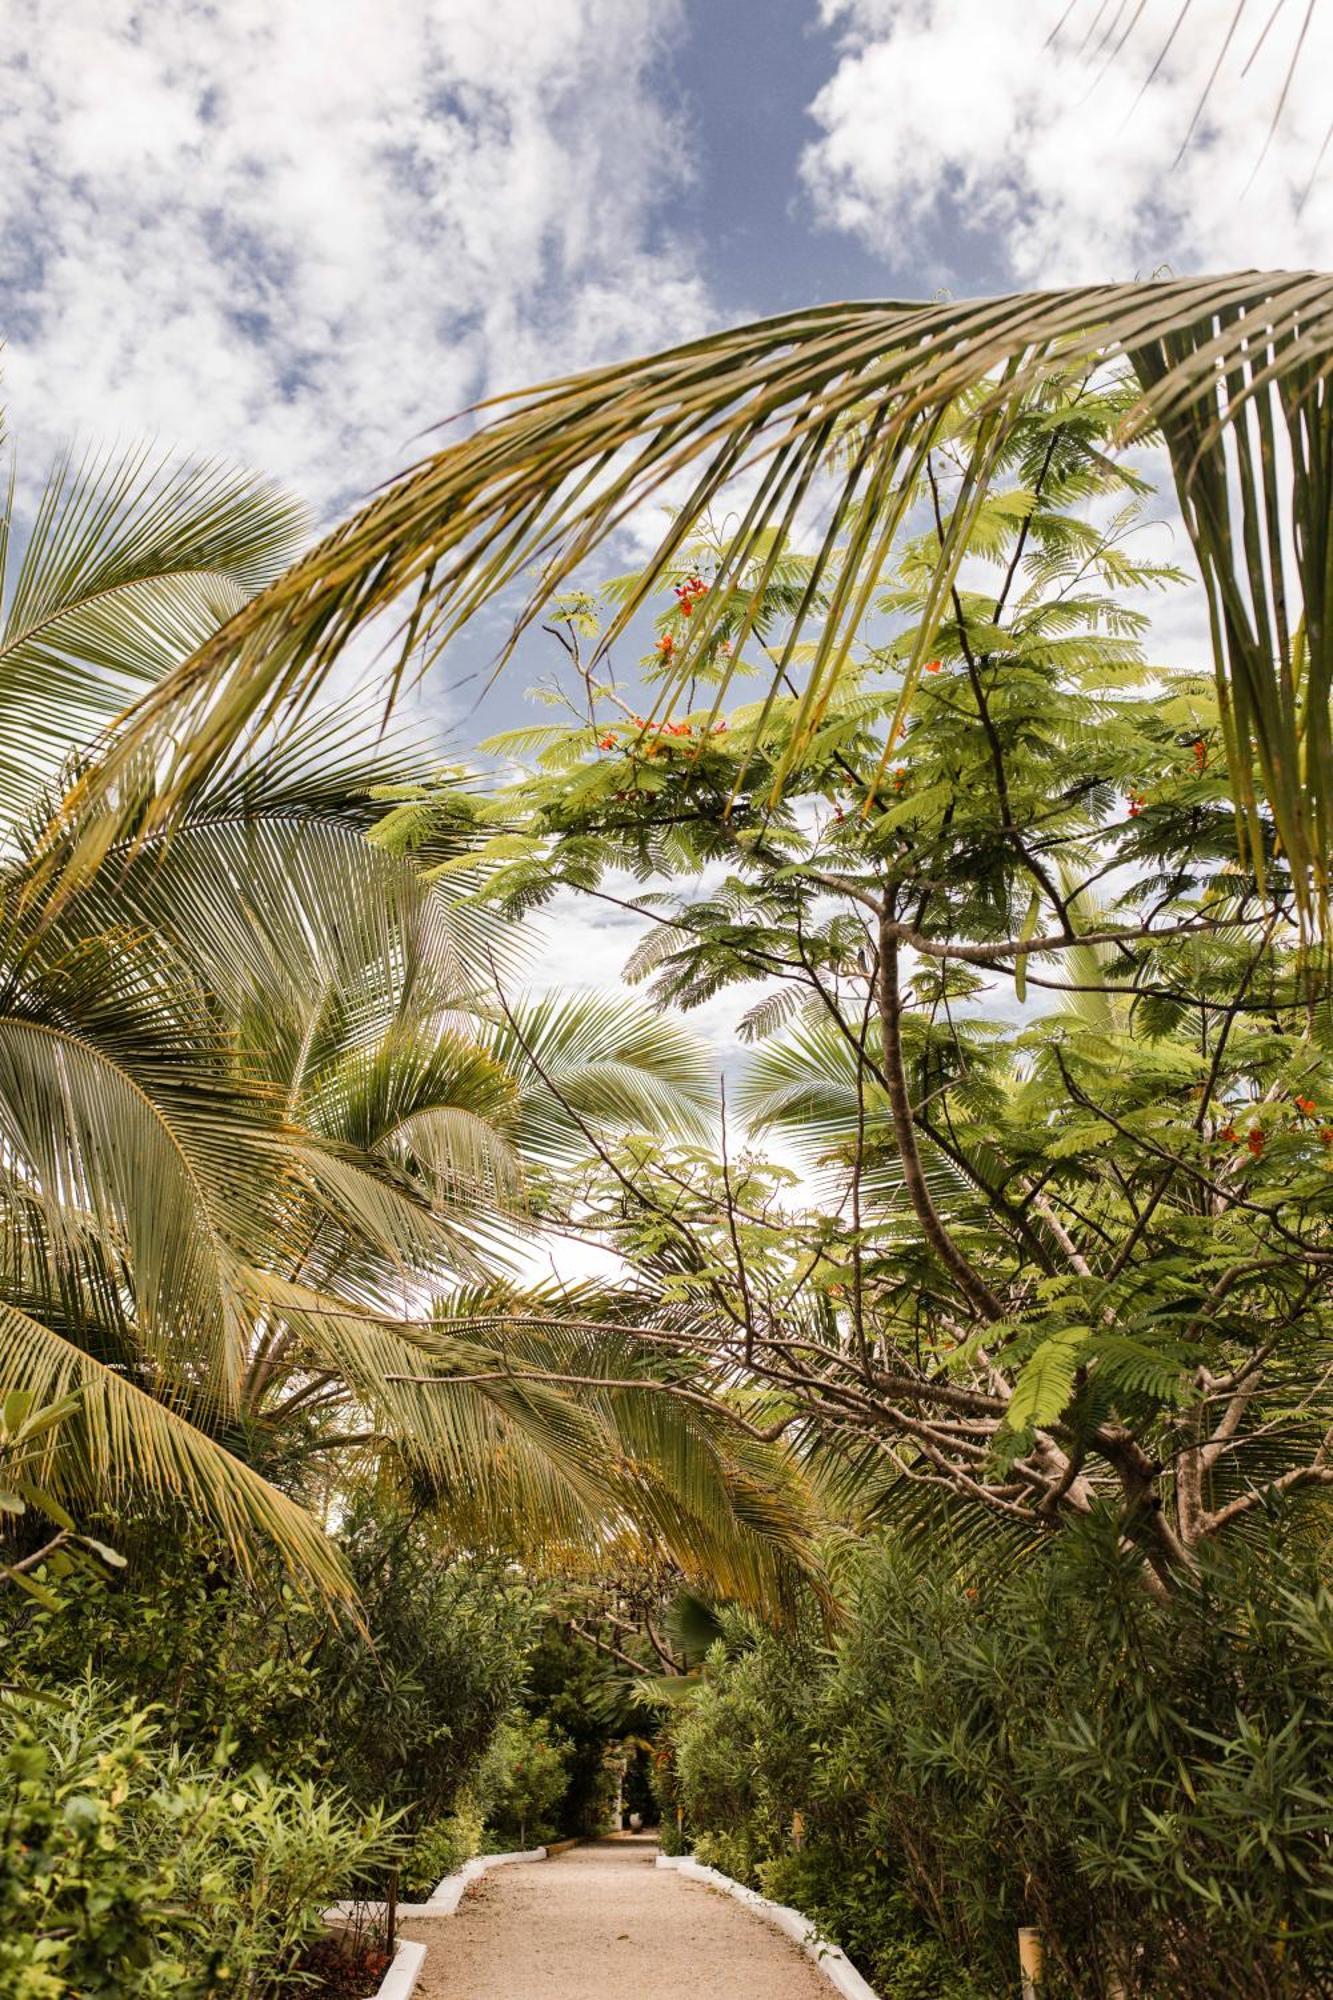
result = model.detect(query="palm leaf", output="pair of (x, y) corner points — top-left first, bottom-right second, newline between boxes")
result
(0, 446), (304, 833)
(0, 1298), (348, 1599)
(49, 273), (1333, 921)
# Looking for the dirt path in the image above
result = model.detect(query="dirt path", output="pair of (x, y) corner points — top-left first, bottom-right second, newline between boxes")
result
(398, 1834), (834, 2000)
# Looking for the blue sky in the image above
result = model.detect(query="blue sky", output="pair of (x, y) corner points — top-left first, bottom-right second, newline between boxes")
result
(0, 0), (1329, 1024)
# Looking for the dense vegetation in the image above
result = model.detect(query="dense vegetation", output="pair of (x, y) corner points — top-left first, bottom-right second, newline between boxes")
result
(6, 264), (1333, 1999)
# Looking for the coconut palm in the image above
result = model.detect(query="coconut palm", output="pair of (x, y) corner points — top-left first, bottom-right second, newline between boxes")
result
(5, 697), (812, 1598)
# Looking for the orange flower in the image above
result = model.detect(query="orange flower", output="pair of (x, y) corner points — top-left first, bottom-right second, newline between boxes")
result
(1192, 737), (1208, 772)
(924, 658), (942, 673)
(1127, 790), (1146, 818)
(1220, 1124), (1239, 1143)
(597, 733), (617, 750)
(1296, 1096), (1319, 1117)
(1321, 1129), (1333, 1148)
(1247, 1126), (1265, 1157)
(656, 633), (674, 658)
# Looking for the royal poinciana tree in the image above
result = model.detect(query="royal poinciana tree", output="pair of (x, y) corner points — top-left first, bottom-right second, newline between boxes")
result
(379, 367), (1333, 1586)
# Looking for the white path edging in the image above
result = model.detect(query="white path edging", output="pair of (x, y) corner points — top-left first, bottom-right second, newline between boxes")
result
(656, 1853), (881, 2000)
(365, 1938), (427, 2000)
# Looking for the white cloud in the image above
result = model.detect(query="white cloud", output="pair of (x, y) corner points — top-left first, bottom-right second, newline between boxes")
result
(802, 0), (1333, 284)
(0, 0), (711, 517)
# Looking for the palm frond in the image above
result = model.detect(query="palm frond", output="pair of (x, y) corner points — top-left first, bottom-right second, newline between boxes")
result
(480, 990), (715, 1159)
(0, 1298), (348, 1599)
(51, 274), (1333, 919)
(0, 446), (304, 832)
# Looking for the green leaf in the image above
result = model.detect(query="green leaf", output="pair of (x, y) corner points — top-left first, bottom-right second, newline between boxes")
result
(1006, 1327), (1090, 1431)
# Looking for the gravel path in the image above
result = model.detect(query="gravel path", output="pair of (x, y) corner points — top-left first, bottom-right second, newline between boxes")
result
(398, 1834), (834, 2000)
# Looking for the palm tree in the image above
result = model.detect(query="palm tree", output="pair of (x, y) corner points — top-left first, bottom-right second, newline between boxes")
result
(6, 713), (809, 1598)
(0, 439), (814, 1599)
(55, 273), (1333, 925)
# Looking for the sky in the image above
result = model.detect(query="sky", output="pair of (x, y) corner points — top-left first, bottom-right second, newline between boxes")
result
(1, 0), (1331, 1041)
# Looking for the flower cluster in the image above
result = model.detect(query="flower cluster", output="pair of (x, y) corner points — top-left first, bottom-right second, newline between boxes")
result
(674, 574), (709, 616)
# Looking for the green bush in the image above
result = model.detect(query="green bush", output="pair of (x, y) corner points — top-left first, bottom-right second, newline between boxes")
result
(0, 1682), (396, 1999)
(400, 1798), (485, 1899)
(661, 1520), (1333, 2000)
(3, 1498), (534, 1836)
(482, 1712), (571, 1849)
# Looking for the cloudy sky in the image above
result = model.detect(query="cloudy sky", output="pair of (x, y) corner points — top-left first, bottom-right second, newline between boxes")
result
(2, 0), (1330, 1017)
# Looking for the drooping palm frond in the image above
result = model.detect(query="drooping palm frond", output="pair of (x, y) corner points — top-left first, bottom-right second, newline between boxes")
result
(53, 274), (1333, 920)
(231, 1268), (816, 1611)
(0, 1298), (349, 1599)
(0, 446), (305, 834)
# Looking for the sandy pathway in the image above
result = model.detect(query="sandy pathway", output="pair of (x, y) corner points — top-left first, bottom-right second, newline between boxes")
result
(398, 1834), (835, 2000)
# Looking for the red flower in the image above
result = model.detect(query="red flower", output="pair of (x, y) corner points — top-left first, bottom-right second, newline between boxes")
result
(656, 633), (674, 658)
(597, 734), (617, 750)
(1220, 1124), (1239, 1143)
(666, 721), (692, 737)
(1127, 790), (1146, 818)
(1296, 1096), (1318, 1117)
(924, 658), (942, 674)
(1192, 737), (1208, 772)
(1321, 1129), (1333, 1148)
(1247, 1126), (1266, 1157)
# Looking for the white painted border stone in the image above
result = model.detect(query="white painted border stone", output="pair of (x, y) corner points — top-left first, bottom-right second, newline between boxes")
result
(656, 1853), (882, 2000)
(366, 1938), (426, 2000)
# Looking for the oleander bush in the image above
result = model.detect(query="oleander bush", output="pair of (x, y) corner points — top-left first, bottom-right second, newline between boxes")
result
(481, 1711), (572, 1850)
(399, 1798), (487, 1900)
(3, 1496), (534, 1838)
(659, 1519), (1333, 2000)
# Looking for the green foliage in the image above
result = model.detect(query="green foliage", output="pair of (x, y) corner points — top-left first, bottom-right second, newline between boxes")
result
(517, 1618), (640, 1838)
(428, 364), (1333, 1591)
(0, 1681), (395, 1999)
(399, 1800), (485, 1900)
(660, 1525), (1333, 1999)
(3, 1499), (534, 1834)
(0, 1391), (125, 1621)
(481, 1712), (571, 1849)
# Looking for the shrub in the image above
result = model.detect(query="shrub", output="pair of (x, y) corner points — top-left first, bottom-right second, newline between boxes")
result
(0, 1682), (396, 1998)
(2, 1498), (534, 1835)
(482, 1713), (571, 1849)
(660, 1519), (1333, 2000)
(400, 1798), (486, 1900)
